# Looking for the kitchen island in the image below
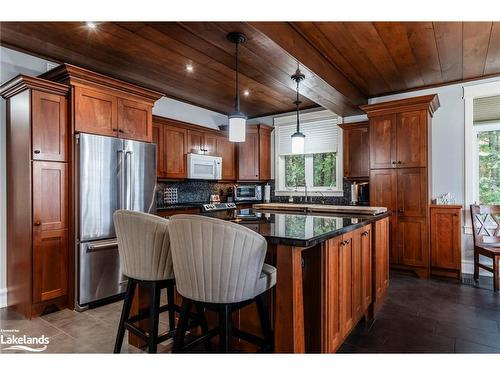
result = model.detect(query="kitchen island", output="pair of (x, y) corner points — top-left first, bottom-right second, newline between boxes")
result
(131, 207), (390, 353)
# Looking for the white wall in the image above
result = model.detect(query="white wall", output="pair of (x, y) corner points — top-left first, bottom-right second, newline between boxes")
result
(344, 76), (500, 273)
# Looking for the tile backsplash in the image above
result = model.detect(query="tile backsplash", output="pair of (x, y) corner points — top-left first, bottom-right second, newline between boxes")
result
(157, 179), (352, 207)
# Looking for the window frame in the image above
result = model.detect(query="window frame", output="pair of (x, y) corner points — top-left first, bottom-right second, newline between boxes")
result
(464, 81), (500, 232)
(274, 110), (344, 197)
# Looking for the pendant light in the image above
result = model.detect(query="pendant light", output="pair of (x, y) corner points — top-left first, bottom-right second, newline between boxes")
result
(291, 65), (306, 154)
(227, 32), (247, 142)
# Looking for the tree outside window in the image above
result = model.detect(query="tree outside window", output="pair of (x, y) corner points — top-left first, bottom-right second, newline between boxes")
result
(478, 129), (500, 204)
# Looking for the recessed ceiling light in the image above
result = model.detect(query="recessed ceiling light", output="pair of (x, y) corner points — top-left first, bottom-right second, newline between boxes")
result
(85, 22), (97, 29)
(243, 89), (250, 96)
(186, 64), (194, 72)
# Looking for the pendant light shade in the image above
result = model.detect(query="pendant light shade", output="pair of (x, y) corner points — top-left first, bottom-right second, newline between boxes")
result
(291, 66), (306, 154)
(227, 32), (247, 142)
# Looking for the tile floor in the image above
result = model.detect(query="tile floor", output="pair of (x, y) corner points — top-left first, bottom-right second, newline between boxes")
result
(1, 273), (499, 354)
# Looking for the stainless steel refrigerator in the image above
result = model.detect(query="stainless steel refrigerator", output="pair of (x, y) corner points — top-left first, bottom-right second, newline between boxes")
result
(75, 133), (156, 308)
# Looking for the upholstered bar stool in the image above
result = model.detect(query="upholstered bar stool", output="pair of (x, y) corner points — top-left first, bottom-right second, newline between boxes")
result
(168, 214), (276, 353)
(113, 210), (179, 353)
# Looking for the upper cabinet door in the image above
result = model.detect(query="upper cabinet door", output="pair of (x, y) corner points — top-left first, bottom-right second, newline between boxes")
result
(343, 124), (369, 178)
(32, 91), (67, 162)
(259, 127), (272, 181)
(396, 111), (427, 167)
(33, 161), (68, 232)
(75, 86), (118, 137)
(187, 130), (204, 154)
(117, 98), (152, 142)
(164, 125), (187, 179)
(204, 134), (219, 157)
(397, 168), (427, 217)
(238, 130), (259, 180)
(369, 115), (396, 169)
(152, 123), (167, 179)
(216, 137), (236, 180)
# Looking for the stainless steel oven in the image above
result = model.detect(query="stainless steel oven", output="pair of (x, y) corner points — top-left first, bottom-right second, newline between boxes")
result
(233, 184), (263, 202)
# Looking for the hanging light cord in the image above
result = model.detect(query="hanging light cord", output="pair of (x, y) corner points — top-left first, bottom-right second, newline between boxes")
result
(295, 77), (301, 133)
(235, 41), (240, 113)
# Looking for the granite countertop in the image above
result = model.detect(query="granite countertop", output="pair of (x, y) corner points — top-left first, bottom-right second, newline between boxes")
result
(203, 208), (391, 247)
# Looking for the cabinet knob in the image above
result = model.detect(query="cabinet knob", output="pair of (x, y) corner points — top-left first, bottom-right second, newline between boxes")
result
(34, 150), (41, 154)
(398, 161), (402, 164)
(118, 129), (124, 133)
(34, 220), (41, 226)
(392, 161), (396, 164)
(112, 128), (118, 131)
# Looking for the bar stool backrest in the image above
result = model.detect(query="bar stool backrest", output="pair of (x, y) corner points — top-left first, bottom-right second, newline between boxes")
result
(470, 204), (500, 247)
(113, 210), (173, 281)
(169, 214), (268, 304)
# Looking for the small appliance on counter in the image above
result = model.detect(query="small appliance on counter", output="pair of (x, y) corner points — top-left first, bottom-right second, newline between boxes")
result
(350, 181), (369, 205)
(234, 184), (263, 202)
(264, 184), (271, 203)
(210, 194), (221, 204)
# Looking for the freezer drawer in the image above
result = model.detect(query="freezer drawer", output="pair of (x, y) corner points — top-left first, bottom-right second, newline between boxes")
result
(78, 239), (127, 306)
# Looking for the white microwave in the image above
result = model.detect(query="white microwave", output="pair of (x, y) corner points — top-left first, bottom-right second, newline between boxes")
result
(187, 153), (222, 180)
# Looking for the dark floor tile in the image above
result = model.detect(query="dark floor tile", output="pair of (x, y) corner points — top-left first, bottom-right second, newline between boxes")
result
(435, 322), (500, 349)
(454, 339), (500, 353)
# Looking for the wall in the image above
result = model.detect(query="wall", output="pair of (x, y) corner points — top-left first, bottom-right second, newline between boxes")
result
(344, 76), (500, 274)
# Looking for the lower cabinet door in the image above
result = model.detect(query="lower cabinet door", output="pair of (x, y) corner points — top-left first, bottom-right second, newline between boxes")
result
(360, 225), (372, 311)
(351, 229), (363, 321)
(33, 229), (68, 303)
(397, 216), (428, 267)
(339, 232), (354, 339)
(374, 217), (390, 302)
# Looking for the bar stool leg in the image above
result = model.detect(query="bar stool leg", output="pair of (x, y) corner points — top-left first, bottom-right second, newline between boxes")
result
(474, 251), (479, 281)
(173, 298), (191, 353)
(196, 303), (212, 352)
(166, 284), (176, 332)
(114, 279), (136, 353)
(255, 294), (273, 351)
(148, 282), (161, 353)
(219, 304), (232, 353)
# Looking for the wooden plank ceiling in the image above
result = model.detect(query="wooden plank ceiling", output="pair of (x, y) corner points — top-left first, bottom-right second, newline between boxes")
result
(1, 22), (499, 118)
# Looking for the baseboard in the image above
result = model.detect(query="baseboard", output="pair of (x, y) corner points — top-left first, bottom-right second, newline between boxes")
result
(461, 260), (492, 277)
(0, 287), (7, 308)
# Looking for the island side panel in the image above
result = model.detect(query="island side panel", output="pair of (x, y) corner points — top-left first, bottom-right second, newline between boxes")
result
(274, 244), (306, 353)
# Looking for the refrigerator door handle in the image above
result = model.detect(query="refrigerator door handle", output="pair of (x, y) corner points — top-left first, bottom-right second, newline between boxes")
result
(118, 150), (125, 209)
(125, 150), (134, 210)
(87, 240), (119, 252)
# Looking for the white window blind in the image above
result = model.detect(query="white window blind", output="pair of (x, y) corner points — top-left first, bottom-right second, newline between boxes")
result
(473, 95), (500, 124)
(276, 112), (339, 155)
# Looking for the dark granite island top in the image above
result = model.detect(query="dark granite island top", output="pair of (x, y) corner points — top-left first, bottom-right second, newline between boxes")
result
(203, 208), (391, 247)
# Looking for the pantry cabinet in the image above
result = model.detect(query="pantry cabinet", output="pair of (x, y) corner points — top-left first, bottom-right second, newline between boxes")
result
(363, 94), (440, 278)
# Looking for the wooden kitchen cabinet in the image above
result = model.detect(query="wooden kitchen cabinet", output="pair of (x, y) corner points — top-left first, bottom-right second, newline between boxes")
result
(33, 229), (68, 303)
(373, 217), (389, 312)
(32, 90), (67, 162)
(369, 114), (396, 169)
(43, 64), (161, 142)
(32, 161), (68, 232)
(164, 124), (188, 179)
(117, 98), (152, 142)
(237, 124), (272, 181)
(75, 86), (118, 137)
(360, 225), (372, 311)
(1, 75), (71, 318)
(153, 115), (237, 181)
(430, 205), (462, 279)
(340, 121), (369, 179)
(363, 95), (439, 278)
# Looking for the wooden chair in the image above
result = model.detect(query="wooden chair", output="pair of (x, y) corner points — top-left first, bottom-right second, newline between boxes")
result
(470, 205), (500, 291)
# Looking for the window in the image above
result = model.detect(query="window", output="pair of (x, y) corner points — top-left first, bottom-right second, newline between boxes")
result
(275, 110), (343, 196)
(473, 121), (500, 204)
